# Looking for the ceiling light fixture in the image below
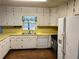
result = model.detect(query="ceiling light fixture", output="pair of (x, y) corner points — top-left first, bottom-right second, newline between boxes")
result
(11, 0), (47, 2)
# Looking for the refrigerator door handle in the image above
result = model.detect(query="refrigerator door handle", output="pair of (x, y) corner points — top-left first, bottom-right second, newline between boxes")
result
(61, 48), (65, 54)
(61, 48), (66, 59)
(63, 49), (65, 56)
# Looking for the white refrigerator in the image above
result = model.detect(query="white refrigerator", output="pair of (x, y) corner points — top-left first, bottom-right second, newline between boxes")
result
(58, 16), (79, 59)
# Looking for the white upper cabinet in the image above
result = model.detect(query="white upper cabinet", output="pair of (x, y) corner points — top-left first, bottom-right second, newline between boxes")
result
(74, 0), (79, 14)
(1, 7), (8, 26)
(13, 7), (22, 26)
(6, 7), (15, 26)
(0, 18), (1, 26)
(50, 3), (67, 26)
(22, 7), (37, 16)
(36, 8), (44, 26)
(37, 8), (50, 26)
(57, 3), (67, 18)
(67, 0), (74, 16)
(0, 7), (3, 26)
(0, 6), (58, 26)
(43, 8), (50, 26)
(7, 7), (22, 26)
(0, 7), (23, 26)
(50, 8), (58, 26)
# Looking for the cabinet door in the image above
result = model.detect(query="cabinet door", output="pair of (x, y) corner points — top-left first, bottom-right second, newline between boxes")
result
(10, 36), (23, 49)
(1, 41), (4, 58)
(57, 3), (67, 18)
(15, 36), (23, 49)
(0, 39), (9, 58)
(6, 7), (15, 26)
(0, 17), (2, 26)
(67, 0), (74, 16)
(10, 36), (16, 49)
(22, 7), (37, 16)
(0, 7), (2, 26)
(50, 14), (57, 26)
(4, 7), (22, 26)
(2, 40), (7, 58)
(0, 6), (23, 26)
(13, 7), (22, 26)
(5, 38), (10, 53)
(0, 38), (10, 59)
(1, 7), (8, 26)
(0, 41), (4, 59)
(37, 8), (44, 26)
(37, 8), (50, 26)
(43, 8), (50, 26)
(0, 42), (3, 59)
(74, 0), (79, 14)
(23, 36), (37, 49)
(37, 36), (49, 48)
(50, 8), (58, 26)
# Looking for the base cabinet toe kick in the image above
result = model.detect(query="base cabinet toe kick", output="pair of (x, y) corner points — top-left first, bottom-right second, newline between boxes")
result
(0, 35), (51, 59)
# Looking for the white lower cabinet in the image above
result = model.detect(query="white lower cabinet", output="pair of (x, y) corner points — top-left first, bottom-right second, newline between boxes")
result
(10, 36), (23, 49)
(3, 39), (10, 58)
(37, 36), (51, 48)
(10, 35), (51, 49)
(23, 36), (37, 49)
(0, 38), (10, 59)
(0, 42), (3, 59)
(0, 35), (51, 59)
(10, 36), (37, 49)
(5, 38), (10, 54)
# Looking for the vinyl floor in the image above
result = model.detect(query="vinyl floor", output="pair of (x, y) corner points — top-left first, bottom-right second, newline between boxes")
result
(4, 49), (57, 59)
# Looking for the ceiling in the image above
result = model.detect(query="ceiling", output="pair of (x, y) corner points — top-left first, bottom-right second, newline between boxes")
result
(0, 0), (69, 7)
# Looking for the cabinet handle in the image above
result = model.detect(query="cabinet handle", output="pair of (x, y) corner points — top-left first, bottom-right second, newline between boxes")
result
(21, 46), (23, 48)
(21, 40), (23, 41)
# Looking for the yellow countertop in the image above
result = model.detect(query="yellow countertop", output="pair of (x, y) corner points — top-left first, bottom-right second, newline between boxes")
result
(0, 26), (58, 42)
(10, 33), (57, 36)
(0, 32), (22, 41)
(0, 32), (58, 42)
(0, 34), (9, 41)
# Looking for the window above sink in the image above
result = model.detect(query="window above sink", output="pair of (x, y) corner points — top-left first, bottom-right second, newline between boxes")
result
(22, 16), (37, 34)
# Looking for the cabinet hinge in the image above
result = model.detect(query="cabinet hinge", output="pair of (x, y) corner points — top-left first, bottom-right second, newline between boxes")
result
(73, 8), (75, 12)
(10, 40), (11, 42)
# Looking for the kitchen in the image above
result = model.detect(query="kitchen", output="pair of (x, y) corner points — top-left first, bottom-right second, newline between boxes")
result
(0, 0), (79, 59)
